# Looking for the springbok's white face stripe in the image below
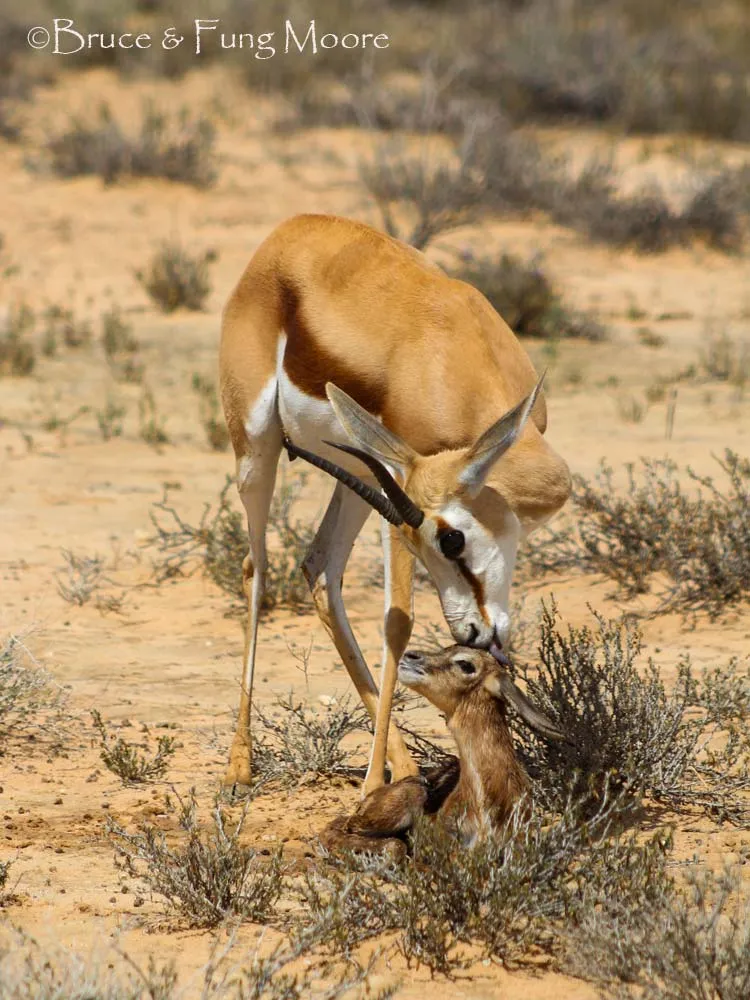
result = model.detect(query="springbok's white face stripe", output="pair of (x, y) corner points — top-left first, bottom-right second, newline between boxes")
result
(418, 499), (520, 648)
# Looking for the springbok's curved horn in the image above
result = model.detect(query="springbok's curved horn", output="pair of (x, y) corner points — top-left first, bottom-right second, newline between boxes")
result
(283, 436), (404, 527)
(324, 440), (425, 529)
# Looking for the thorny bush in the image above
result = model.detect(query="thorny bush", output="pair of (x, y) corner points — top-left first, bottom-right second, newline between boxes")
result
(511, 603), (750, 824)
(109, 789), (284, 928)
(520, 450), (750, 618)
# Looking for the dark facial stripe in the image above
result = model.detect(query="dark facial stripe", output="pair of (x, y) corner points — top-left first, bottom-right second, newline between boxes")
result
(434, 517), (489, 625)
(456, 559), (490, 625)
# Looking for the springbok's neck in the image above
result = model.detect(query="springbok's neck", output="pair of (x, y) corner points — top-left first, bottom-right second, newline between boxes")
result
(446, 693), (528, 834)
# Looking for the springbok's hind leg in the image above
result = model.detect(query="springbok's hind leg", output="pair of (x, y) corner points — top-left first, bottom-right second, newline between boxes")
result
(301, 485), (416, 795)
(223, 430), (281, 794)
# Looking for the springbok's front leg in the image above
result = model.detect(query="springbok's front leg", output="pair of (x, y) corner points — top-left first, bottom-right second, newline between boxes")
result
(365, 523), (419, 796)
(302, 485), (416, 795)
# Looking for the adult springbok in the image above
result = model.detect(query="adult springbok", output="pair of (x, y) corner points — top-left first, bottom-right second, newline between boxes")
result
(219, 214), (570, 796)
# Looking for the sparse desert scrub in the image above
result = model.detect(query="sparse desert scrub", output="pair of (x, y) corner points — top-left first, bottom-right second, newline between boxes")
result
(0, 928), (382, 1000)
(361, 109), (749, 255)
(91, 710), (178, 784)
(101, 305), (143, 383)
(138, 387), (169, 446)
(252, 694), (370, 788)
(0, 303), (35, 376)
(109, 789), (284, 927)
(45, 103), (217, 188)
(449, 250), (606, 341)
(192, 373), (231, 451)
(568, 863), (750, 1000)
(302, 786), (673, 975)
(146, 473), (314, 613)
(465, 0), (750, 142)
(520, 451), (750, 617)
(136, 242), (216, 313)
(0, 633), (60, 751)
(511, 603), (750, 823)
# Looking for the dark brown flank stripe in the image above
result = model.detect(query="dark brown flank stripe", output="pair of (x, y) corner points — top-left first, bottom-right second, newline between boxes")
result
(280, 281), (385, 414)
(434, 517), (490, 625)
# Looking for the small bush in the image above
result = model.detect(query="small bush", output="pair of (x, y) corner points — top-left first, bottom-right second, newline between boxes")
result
(109, 789), (284, 927)
(136, 243), (216, 312)
(192, 373), (231, 451)
(521, 451), (750, 617)
(0, 303), (35, 376)
(450, 250), (606, 340)
(42, 303), (91, 349)
(96, 397), (126, 441)
(252, 694), (370, 788)
(46, 103), (217, 188)
(699, 325), (749, 388)
(511, 603), (749, 823)
(138, 388), (169, 447)
(92, 710), (178, 784)
(55, 550), (126, 613)
(55, 550), (106, 606)
(569, 864), (750, 1000)
(0, 634), (59, 751)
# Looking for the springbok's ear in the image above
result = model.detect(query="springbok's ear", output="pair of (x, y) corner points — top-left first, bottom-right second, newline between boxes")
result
(326, 382), (418, 475)
(458, 374), (545, 498)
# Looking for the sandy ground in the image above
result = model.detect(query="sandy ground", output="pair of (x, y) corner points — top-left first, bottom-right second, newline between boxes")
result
(1, 66), (749, 997)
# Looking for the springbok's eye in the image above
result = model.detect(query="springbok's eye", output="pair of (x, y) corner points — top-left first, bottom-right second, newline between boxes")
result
(456, 659), (476, 675)
(439, 529), (465, 560)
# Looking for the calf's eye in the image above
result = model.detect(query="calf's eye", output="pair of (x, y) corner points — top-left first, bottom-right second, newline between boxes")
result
(439, 529), (465, 560)
(456, 660), (476, 675)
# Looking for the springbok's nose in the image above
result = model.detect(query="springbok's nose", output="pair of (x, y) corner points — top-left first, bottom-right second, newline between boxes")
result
(402, 649), (423, 662)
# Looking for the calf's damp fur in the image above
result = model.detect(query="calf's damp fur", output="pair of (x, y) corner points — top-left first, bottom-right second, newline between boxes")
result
(321, 645), (564, 853)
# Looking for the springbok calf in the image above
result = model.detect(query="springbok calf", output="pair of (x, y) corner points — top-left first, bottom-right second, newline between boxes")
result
(322, 645), (564, 851)
(219, 214), (570, 796)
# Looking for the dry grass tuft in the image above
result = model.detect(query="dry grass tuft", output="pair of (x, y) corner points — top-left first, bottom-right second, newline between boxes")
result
(91, 710), (178, 784)
(192, 373), (231, 452)
(136, 242), (216, 313)
(0, 303), (35, 376)
(109, 789), (284, 927)
(252, 694), (370, 788)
